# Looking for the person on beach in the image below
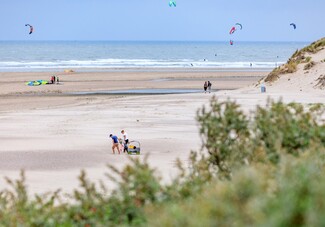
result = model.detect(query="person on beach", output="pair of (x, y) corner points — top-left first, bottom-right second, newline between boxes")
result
(207, 81), (212, 93)
(56, 77), (59, 84)
(109, 134), (120, 154)
(121, 129), (129, 153)
(204, 81), (208, 93)
(118, 137), (124, 153)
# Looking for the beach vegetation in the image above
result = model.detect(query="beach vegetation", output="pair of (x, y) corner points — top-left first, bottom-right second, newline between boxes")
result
(196, 97), (251, 179)
(265, 60), (297, 82)
(315, 74), (325, 89)
(304, 56), (312, 63)
(265, 37), (325, 82)
(304, 61), (316, 70)
(0, 98), (324, 226)
(301, 38), (325, 54)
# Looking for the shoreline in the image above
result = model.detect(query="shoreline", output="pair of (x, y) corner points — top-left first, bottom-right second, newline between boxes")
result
(0, 70), (266, 95)
(0, 67), (273, 73)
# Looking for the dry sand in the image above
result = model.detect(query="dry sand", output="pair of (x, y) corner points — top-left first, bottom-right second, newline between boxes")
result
(0, 69), (323, 195)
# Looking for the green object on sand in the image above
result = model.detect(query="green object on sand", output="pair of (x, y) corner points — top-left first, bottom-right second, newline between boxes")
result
(25, 80), (49, 86)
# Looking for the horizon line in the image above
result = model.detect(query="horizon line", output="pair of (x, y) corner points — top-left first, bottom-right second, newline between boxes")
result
(0, 40), (311, 43)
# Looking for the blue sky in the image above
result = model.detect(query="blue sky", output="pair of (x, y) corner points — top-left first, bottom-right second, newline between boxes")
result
(0, 0), (324, 41)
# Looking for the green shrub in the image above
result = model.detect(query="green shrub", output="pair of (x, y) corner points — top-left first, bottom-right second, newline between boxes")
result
(263, 149), (325, 226)
(196, 97), (251, 179)
(253, 100), (325, 163)
(147, 148), (325, 227)
(106, 155), (162, 225)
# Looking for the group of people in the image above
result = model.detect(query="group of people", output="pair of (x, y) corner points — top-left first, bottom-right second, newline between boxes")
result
(203, 81), (212, 93)
(50, 76), (59, 84)
(109, 130), (129, 154)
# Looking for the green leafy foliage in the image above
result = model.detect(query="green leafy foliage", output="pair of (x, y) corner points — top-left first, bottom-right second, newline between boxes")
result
(196, 97), (251, 178)
(253, 100), (325, 163)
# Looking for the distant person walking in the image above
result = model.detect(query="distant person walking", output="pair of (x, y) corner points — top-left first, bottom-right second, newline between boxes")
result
(204, 81), (208, 93)
(109, 134), (120, 154)
(121, 129), (129, 153)
(207, 81), (212, 93)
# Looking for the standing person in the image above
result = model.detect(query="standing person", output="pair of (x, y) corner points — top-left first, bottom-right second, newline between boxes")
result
(207, 81), (212, 93)
(118, 137), (124, 153)
(204, 81), (208, 93)
(109, 134), (120, 154)
(56, 76), (59, 84)
(121, 130), (129, 153)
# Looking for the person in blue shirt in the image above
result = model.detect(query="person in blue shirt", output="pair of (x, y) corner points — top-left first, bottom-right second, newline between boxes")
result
(109, 134), (120, 154)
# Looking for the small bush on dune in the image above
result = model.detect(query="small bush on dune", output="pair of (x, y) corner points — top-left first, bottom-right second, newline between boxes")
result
(286, 60), (297, 73)
(264, 60), (297, 82)
(304, 61), (316, 70)
(265, 67), (281, 82)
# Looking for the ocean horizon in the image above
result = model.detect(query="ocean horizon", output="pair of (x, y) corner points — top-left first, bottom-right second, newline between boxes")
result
(0, 40), (309, 72)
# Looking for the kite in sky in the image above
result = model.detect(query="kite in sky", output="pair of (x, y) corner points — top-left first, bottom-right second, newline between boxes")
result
(290, 23), (296, 29)
(229, 23), (243, 45)
(169, 0), (176, 7)
(235, 23), (242, 30)
(229, 26), (236, 34)
(25, 24), (33, 34)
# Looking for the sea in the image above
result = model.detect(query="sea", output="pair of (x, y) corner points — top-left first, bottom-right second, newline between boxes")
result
(0, 41), (309, 72)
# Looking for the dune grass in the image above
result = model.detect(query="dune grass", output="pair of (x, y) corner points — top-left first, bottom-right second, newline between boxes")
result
(265, 37), (325, 82)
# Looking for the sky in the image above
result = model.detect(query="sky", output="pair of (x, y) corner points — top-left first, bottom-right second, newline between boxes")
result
(0, 0), (324, 42)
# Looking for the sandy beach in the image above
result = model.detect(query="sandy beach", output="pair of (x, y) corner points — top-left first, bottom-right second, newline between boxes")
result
(0, 69), (324, 194)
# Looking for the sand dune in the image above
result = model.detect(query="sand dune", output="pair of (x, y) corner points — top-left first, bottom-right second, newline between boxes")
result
(260, 39), (325, 94)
